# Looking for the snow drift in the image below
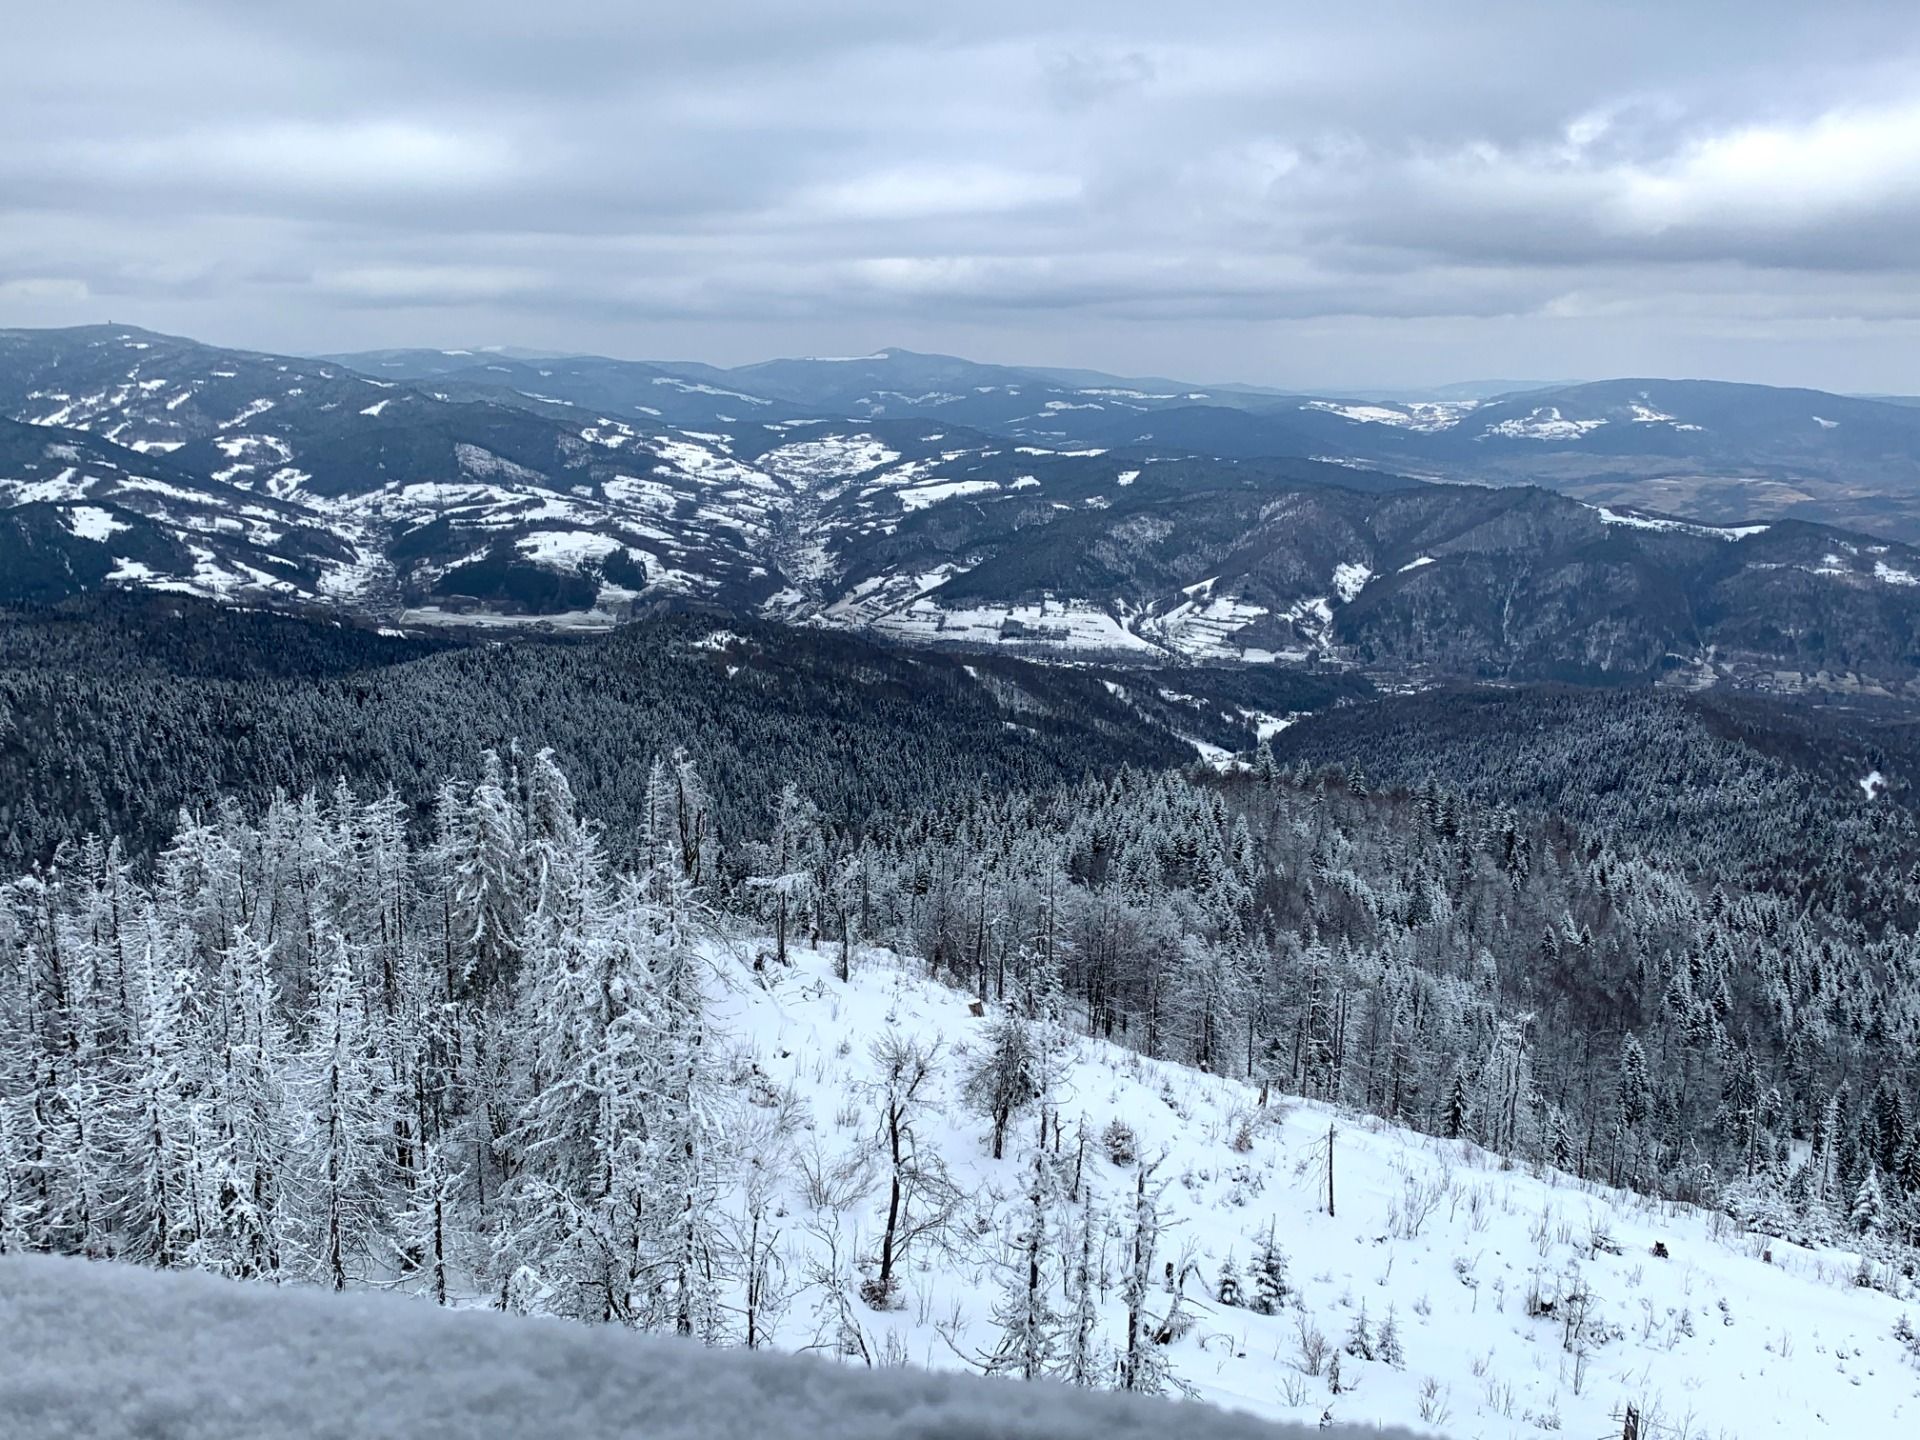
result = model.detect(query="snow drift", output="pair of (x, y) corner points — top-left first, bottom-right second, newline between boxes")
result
(0, 1254), (1405, 1440)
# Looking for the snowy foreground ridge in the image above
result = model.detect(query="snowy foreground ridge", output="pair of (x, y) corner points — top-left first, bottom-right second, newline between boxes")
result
(0, 1254), (1403, 1440)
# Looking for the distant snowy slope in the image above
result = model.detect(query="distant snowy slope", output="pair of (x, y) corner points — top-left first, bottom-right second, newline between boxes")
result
(0, 1254), (1394, 1440)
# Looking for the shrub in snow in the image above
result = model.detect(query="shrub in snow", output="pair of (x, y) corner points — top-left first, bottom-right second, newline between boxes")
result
(1294, 1314), (1330, 1376)
(1103, 1119), (1139, 1168)
(1896, 1313), (1920, 1367)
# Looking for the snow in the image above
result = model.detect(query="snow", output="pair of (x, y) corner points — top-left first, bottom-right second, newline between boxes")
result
(106, 557), (159, 583)
(759, 436), (901, 488)
(1302, 401), (1473, 433)
(1482, 407), (1607, 441)
(2, 469), (89, 505)
(0, 926), (1916, 1439)
(651, 376), (772, 406)
(1116, 470), (1140, 487)
(0, 1253), (1372, 1440)
(1147, 591), (1271, 662)
(1331, 562), (1372, 604)
(724, 948), (1920, 1437)
(514, 530), (633, 569)
(1398, 556), (1437, 573)
(359, 399), (392, 417)
(1011, 476), (1041, 490)
(652, 438), (780, 492)
(116, 475), (223, 505)
(1874, 561), (1919, 586)
(1590, 506), (1770, 541)
(217, 398), (276, 430)
(1860, 771), (1888, 799)
(898, 480), (1001, 512)
(456, 445), (548, 487)
(873, 596), (1162, 655)
(1624, 398), (1704, 432)
(397, 605), (627, 632)
(63, 505), (127, 543)
(1238, 709), (1303, 742)
(1813, 416), (1840, 430)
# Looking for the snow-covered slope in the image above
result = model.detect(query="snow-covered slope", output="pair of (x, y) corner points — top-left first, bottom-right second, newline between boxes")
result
(702, 944), (1915, 1438)
(0, 1254), (1394, 1440)
(9, 939), (1910, 1439)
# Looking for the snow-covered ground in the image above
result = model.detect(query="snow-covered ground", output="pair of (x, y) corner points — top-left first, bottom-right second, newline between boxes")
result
(0, 1253), (1398, 1440)
(702, 945), (1919, 1439)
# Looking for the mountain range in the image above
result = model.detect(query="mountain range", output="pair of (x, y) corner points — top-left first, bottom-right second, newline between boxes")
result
(6, 323), (1920, 694)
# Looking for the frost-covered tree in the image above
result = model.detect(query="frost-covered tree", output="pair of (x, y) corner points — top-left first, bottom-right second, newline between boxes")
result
(747, 784), (823, 968)
(983, 1149), (1062, 1380)
(1118, 1159), (1169, 1396)
(964, 1013), (1037, 1161)
(298, 938), (394, 1291)
(1059, 1189), (1108, 1388)
(865, 1034), (947, 1310)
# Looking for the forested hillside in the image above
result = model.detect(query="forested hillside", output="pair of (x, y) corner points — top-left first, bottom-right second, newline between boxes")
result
(4, 743), (1918, 1434)
(0, 595), (1359, 863)
(1273, 687), (1920, 920)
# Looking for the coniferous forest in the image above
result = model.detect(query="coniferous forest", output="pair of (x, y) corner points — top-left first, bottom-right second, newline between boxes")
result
(4, 595), (1919, 1347)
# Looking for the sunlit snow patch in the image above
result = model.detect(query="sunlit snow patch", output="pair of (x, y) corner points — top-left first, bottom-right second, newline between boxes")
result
(1590, 506), (1768, 541)
(1303, 400), (1474, 432)
(898, 480), (1000, 512)
(63, 505), (128, 543)
(1332, 562), (1372, 602)
(1483, 406), (1606, 440)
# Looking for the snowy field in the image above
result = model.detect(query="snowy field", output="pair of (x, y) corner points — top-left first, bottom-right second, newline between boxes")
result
(0, 1254), (1403, 1440)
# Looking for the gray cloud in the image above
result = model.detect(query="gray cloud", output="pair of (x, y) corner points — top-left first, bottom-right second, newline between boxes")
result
(5, 0), (1920, 390)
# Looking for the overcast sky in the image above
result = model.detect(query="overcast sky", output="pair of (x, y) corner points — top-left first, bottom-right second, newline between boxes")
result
(7, 1), (1920, 391)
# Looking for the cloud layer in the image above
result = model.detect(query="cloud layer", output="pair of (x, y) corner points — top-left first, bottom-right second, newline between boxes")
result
(6, 0), (1920, 389)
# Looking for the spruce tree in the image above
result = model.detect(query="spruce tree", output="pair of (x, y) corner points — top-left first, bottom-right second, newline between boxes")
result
(1250, 1226), (1291, 1315)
